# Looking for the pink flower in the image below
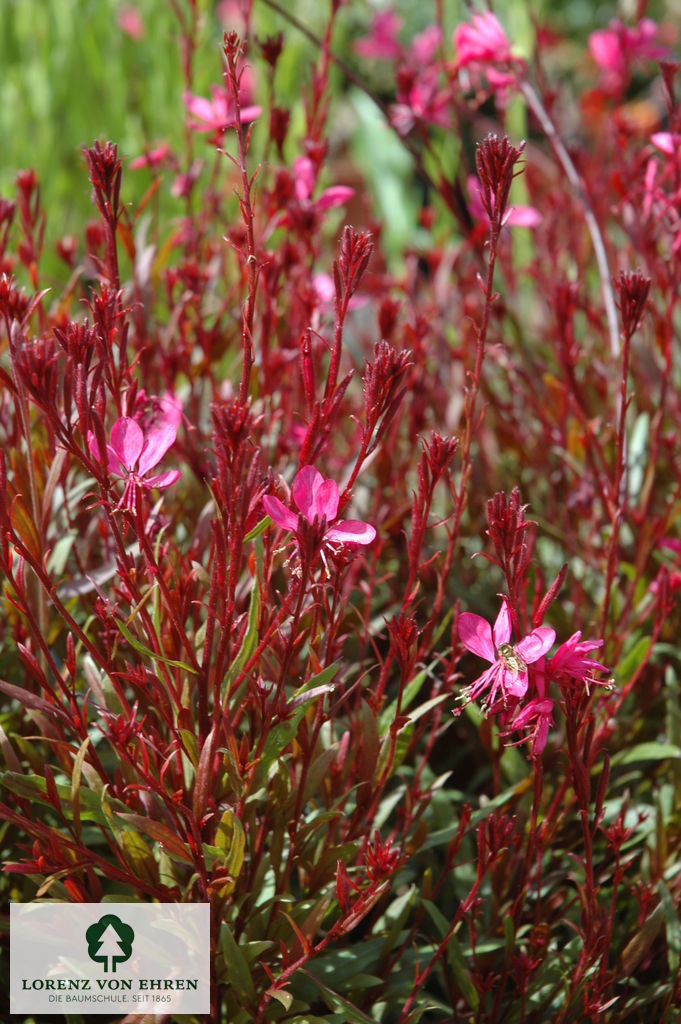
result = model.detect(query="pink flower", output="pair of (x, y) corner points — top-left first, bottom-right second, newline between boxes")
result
(183, 85), (260, 135)
(589, 19), (666, 90)
(117, 6), (145, 40)
(458, 599), (555, 709)
(312, 273), (366, 312)
(410, 25), (442, 64)
(263, 466), (376, 548)
(651, 132), (681, 156)
(548, 632), (609, 692)
(130, 143), (171, 171)
(508, 696), (554, 757)
(467, 175), (542, 230)
(217, 0), (246, 32)
(392, 69), (451, 134)
(89, 395), (182, 510)
(269, 158), (354, 233)
(355, 11), (403, 60)
(293, 157), (354, 210)
(454, 12), (514, 69)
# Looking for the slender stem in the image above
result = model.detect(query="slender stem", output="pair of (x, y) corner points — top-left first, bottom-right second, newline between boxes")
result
(519, 80), (620, 360)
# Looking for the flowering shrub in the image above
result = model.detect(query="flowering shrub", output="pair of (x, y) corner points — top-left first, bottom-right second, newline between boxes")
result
(1, 2), (680, 1022)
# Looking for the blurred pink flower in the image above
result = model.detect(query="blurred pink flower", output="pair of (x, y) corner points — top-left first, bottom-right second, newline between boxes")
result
(183, 85), (260, 135)
(294, 157), (354, 210)
(651, 132), (681, 156)
(392, 69), (451, 134)
(117, 6), (145, 40)
(269, 158), (354, 232)
(171, 160), (204, 199)
(89, 395), (182, 510)
(355, 11), (403, 60)
(467, 175), (542, 229)
(263, 466), (376, 547)
(450, 11), (516, 84)
(589, 19), (666, 90)
(130, 143), (171, 171)
(217, 0), (246, 33)
(312, 273), (366, 312)
(410, 25), (442, 64)
(458, 599), (555, 708)
(508, 695), (554, 757)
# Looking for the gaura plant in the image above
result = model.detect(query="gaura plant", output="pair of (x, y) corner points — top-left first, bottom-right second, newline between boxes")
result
(0, 2), (680, 1022)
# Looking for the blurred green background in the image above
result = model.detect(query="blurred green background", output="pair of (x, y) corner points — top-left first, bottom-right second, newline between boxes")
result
(0, 0), (672, 280)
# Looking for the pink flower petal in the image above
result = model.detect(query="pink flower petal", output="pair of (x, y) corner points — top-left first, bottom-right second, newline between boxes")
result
(294, 157), (316, 201)
(533, 715), (550, 755)
(458, 613), (495, 662)
(262, 494), (298, 532)
(411, 25), (442, 63)
(110, 418), (144, 471)
(158, 393), (183, 429)
(183, 91), (216, 124)
(506, 205), (542, 228)
(104, 444), (126, 476)
(325, 520), (376, 545)
(315, 186), (355, 213)
(292, 465), (325, 520)
(588, 29), (622, 73)
(310, 478), (340, 522)
(503, 666), (528, 698)
(515, 627), (555, 664)
(493, 600), (512, 648)
(512, 697), (553, 730)
(651, 132), (678, 155)
(138, 421), (178, 476)
(142, 469), (181, 489)
(238, 105), (262, 126)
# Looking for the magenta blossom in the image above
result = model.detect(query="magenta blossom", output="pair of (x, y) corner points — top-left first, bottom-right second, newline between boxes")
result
(89, 395), (182, 510)
(589, 19), (666, 91)
(548, 631), (610, 692)
(457, 599), (555, 710)
(130, 143), (171, 171)
(507, 696), (554, 757)
(467, 175), (542, 230)
(269, 158), (354, 233)
(355, 10), (403, 60)
(183, 85), (261, 135)
(117, 6), (145, 40)
(263, 466), (376, 548)
(453, 12), (518, 89)
(651, 133), (681, 157)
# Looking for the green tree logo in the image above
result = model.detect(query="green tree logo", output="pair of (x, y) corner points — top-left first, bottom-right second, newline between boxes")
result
(86, 914), (135, 973)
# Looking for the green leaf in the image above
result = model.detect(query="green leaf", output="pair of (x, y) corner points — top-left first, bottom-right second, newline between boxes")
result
(378, 668), (427, 732)
(627, 411), (649, 503)
(267, 988), (293, 1010)
(219, 923), (255, 1002)
(302, 971), (376, 1024)
(621, 903), (664, 974)
(214, 810), (246, 879)
(614, 636), (651, 685)
(223, 576), (260, 700)
(292, 662), (340, 699)
(422, 900), (479, 1011)
(116, 618), (197, 674)
(611, 743), (681, 767)
(70, 736), (90, 840)
(1, 771), (127, 827)
(244, 515), (272, 542)
(659, 880), (681, 975)
(114, 812), (194, 863)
